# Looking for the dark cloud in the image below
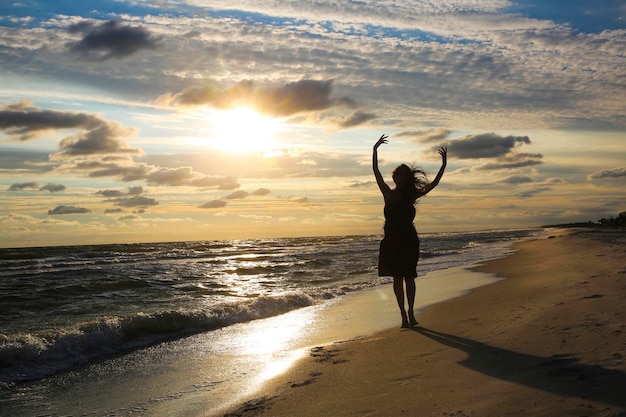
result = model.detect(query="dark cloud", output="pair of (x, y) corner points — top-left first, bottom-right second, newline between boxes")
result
(39, 183), (66, 192)
(112, 196), (159, 208)
(128, 186), (144, 195)
(145, 166), (198, 186)
(499, 175), (533, 184)
(1, 100), (99, 142)
(588, 167), (626, 180)
(437, 132), (543, 171)
(199, 200), (227, 209)
(8, 181), (39, 191)
(445, 133), (532, 159)
(97, 186), (144, 198)
(251, 188), (271, 196)
(224, 190), (249, 200)
(57, 123), (140, 157)
(161, 79), (358, 117)
(104, 208), (123, 214)
(0, 149), (52, 173)
(118, 214), (139, 221)
(338, 111), (376, 128)
(8, 181), (65, 192)
(396, 128), (451, 143)
(96, 189), (120, 197)
(68, 19), (161, 61)
(48, 205), (92, 215)
(0, 101), (140, 156)
(84, 161), (154, 182)
(515, 187), (552, 198)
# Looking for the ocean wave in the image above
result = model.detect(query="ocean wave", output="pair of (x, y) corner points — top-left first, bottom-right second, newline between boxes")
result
(0, 292), (314, 388)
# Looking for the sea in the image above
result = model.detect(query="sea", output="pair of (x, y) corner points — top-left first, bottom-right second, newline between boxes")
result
(0, 228), (542, 416)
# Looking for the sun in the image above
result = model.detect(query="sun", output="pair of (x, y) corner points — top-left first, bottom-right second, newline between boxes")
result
(205, 107), (279, 153)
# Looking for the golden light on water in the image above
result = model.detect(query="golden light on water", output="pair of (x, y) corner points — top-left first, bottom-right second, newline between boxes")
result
(238, 306), (313, 382)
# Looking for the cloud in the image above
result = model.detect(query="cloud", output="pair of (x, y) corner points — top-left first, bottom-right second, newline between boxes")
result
(188, 175), (238, 189)
(199, 200), (227, 209)
(118, 214), (139, 221)
(445, 133), (532, 159)
(8, 181), (39, 191)
(396, 128), (451, 143)
(48, 205), (92, 215)
(292, 197), (311, 204)
(588, 167), (626, 180)
(0, 149), (52, 173)
(279, 196), (312, 205)
(337, 111), (376, 128)
(80, 160), (155, 182)
(144, 166), (197, 186)
(39, 183), (66, 192)
(104, 208), (123, 214)
(57, 122), (140, 157)
(68, 19), (161, 61)
(98, 186), (157, 208)
(477, 153), (544, 170)
(437, 132), (543, 171)
(218, 181), (241, 191)
(127, 186), (144, 195)
(516, 187), (552, 198)
(96, 190), (124, 198)
(500, 175), (533, 184)
(160, 79), (358, 117)
(544, 177), (565, 184)
(224, 190), (250, 200)
(65, 155), (238, 188)
(0, 101), (140, 156)
(111, 196), (159, 208)
(251, 188), (271, 196)
(97, 186), (144, 198)
(0, 100), (98, 142)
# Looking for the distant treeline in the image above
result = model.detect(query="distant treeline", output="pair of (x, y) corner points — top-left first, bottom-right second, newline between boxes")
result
(543, 211), (626, 228)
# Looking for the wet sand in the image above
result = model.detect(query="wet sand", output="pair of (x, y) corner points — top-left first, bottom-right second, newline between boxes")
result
(221, 228), (626, 417)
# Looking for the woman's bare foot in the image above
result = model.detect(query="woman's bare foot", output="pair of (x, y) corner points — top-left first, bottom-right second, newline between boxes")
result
(408, 314), (418, 327)
(401, 313), (410, 328)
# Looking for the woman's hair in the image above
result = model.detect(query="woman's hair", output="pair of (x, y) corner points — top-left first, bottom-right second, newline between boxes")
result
(392, 163), (429, 203)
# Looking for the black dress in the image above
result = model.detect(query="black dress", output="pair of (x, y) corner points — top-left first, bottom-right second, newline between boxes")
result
(378, 190), (420, 278)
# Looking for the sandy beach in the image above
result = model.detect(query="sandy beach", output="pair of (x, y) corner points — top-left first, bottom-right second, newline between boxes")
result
(222, 228), (626, 417)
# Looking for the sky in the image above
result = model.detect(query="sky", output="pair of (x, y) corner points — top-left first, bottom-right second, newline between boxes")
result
(1, 0), (625, 248)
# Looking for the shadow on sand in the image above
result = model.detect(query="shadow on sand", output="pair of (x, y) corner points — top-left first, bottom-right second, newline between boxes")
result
(414, 327), (626, 409)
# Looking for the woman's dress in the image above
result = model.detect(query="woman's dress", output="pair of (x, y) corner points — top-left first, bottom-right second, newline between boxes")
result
(377, 191), (420, 278)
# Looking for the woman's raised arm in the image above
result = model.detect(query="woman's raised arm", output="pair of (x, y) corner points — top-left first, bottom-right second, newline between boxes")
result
(421, 146), (447, 195)
(373, 134), (391, 200)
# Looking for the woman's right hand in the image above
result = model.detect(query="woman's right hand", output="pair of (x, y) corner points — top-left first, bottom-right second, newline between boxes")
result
(374, 134), (388, 149)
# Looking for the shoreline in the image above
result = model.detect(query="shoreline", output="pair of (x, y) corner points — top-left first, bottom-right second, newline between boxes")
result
(221, 228), (626, 417)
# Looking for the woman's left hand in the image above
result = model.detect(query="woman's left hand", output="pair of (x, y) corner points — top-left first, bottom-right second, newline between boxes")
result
(374, 134), (388, 150)
(438, 146), (447, 164)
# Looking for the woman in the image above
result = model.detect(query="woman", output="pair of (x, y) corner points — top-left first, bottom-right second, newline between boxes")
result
(373, 134), (447, 328)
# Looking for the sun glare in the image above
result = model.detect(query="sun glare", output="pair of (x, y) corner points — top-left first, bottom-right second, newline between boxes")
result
(204, 107), (279, 153)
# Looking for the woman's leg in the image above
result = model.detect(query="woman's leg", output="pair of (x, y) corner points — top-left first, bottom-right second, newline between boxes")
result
(393, 276), (409, 327)
(405, 277), (418, 326)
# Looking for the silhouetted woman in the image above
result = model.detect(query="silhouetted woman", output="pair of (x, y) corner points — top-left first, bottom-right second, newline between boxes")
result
(373, 134), (447, 328)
